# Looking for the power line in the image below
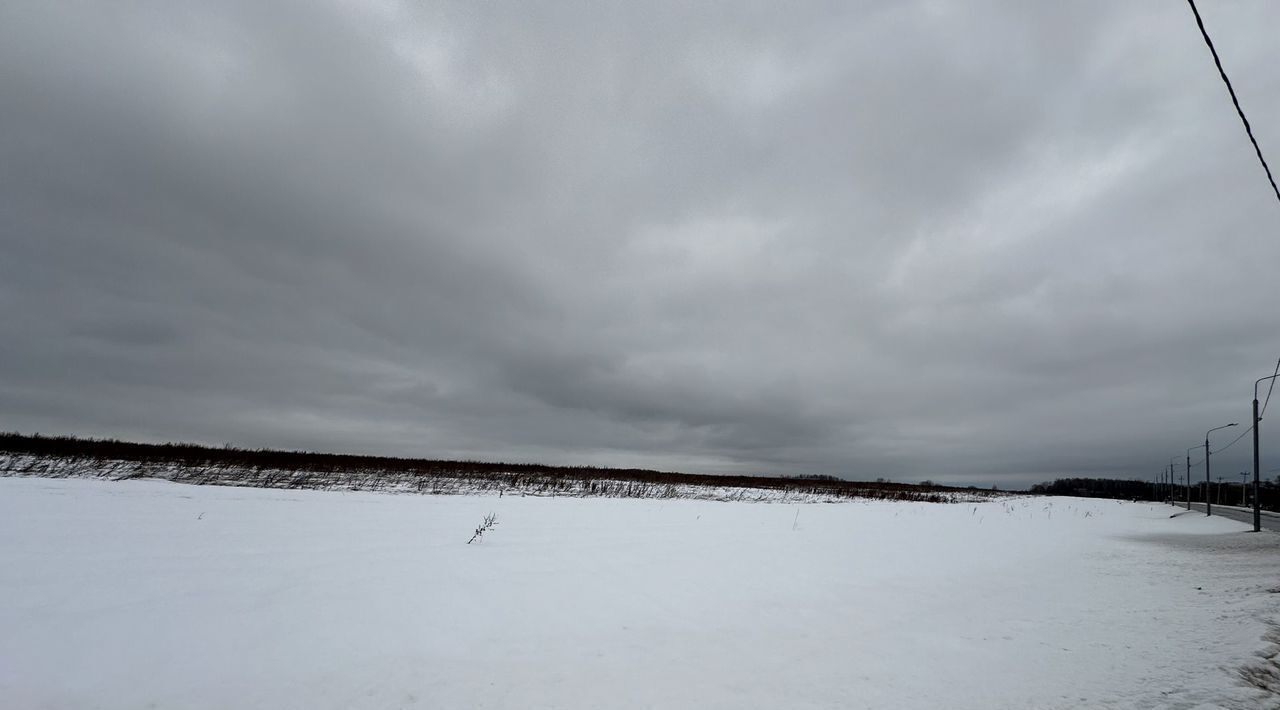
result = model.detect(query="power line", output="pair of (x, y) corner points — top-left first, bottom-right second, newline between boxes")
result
(1213, 424), (1252, 455)
(1179, 355), (1280, 470)
(1206, 363), (1279, 455)
(1261, 357), (1280, 419)
(1185, 0), (1280, 207)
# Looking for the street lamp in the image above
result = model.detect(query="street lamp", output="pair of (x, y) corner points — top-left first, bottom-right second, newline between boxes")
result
(1206, 423), (1239, 517)
(1252, 375), (1279, 532)
(1240, 472), (1248, 506)
(1170, 457), (1183, 506)
(1186, 445), (1199, 511)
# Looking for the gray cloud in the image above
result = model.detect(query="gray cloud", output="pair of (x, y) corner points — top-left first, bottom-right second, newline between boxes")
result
(4, 1), (1280, 487)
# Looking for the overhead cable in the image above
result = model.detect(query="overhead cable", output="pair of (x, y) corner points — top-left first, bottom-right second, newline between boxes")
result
(1185, 0), (1280, 207)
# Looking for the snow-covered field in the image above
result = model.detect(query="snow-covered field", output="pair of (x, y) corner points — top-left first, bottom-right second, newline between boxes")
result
(2, 477), (1278, 709)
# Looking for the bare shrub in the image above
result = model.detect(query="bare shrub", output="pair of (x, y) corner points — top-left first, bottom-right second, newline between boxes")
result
(467, 513), (498, 544)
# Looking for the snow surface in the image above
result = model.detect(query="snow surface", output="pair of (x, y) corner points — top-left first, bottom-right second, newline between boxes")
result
(2, 477), (1279, 709)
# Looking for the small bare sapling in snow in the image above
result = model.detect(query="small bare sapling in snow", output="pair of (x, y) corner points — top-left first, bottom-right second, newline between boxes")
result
(467, 513), (499, 544)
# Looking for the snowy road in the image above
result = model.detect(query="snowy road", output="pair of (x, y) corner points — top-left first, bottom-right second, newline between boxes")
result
(1185, 501), (1280, 531)
(3, 478), (1280, 709)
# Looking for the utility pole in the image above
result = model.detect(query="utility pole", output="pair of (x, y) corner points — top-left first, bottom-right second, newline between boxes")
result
(1205, 423), (1239, 517)
(1170, 457), (1182, 507)
(1253, 374), (1278, 533)
(1256, 395), (1262, 530)
(1206, 436), (1212, 516)
(1187, 446), (1196, 511)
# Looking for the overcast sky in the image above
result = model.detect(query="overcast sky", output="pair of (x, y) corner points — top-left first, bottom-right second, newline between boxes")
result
(3, 1), (1280, 487)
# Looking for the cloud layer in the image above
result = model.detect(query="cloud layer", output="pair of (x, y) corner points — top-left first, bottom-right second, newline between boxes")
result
(4, 1), (1280, 487)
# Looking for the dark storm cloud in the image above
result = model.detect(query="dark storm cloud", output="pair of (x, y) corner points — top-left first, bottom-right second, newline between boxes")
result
(4, 1), (1280, 487)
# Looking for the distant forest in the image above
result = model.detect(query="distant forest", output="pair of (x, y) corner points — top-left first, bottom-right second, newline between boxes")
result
(1030, 476), (1280, 512)
(21, 432), (1271, 508)
(0, 432), (1001, 503)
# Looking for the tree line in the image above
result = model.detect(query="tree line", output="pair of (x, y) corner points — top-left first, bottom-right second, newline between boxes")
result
(1030, 475), (1280, 511)
(0, 432), (1005, 503)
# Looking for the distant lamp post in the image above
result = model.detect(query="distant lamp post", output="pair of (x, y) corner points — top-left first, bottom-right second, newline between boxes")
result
(1186, 445), (1199, 511)
(1240, 472), (1249, 506)
(1170, 457), (1182, 506)
(1205, 423), (1239, 517)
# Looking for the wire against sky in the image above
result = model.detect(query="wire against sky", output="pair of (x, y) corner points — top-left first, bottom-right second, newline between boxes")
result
(1203, 357), (1280, 457)
(1261, 358), (1280, 419)
(1185, 0), (1280, 208)
(1214, 423), (1251, 456)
